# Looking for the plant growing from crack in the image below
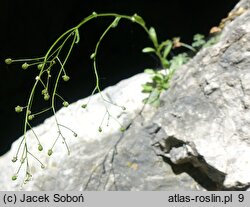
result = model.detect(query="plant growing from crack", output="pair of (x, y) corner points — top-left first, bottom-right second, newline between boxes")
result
(5, 10), (217, 184)
(141, 35), (195, 106)
(4, 12), (176, 184)
(141, 32), (221, 107)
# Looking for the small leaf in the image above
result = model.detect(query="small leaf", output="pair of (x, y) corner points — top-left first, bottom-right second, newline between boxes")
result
(90, 53), (95, 59)
(111, 17), (121, 28)
(162, 82), (170, 90)
(153, 77), (162, 84)
(192, 33), (206, 48)
(132, 13), (145, 26)
(163, 41), (173, 59)
(143, 97), (149, 104)
(151, 98), (161, 107)
(144, 69), (155, 74)
(142, 84), (153, 93)
(142, 47), (155, 53)
(92, 12), (98, 17)
(161, 58), (169, 68)
(147, 89), (161, 104)
(193, 33), (205, 41)
(149, 27), (158, 47)
(75, 28), (80, 44)
(154, 73), (164, 81)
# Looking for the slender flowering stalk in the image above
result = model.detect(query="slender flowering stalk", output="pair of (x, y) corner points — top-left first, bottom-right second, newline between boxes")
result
(5, 12), (185, 184)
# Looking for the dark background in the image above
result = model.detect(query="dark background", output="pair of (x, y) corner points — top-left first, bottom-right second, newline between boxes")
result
(0, 0), (239, 155)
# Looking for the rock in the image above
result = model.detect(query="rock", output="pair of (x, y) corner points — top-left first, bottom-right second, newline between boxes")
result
(151, 0), (250, 190)
(0, 72), (201, 191)
(1, 0), (250, 191)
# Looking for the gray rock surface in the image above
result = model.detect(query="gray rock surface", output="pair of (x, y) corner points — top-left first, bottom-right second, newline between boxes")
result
(1, 0), (250, 191)
(0, 72), (201, 191)
(152, 1), (250, 190)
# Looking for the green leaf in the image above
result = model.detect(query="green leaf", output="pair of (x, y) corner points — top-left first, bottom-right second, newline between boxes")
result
(151, 98), (161, 107)
(92, 12), (98, 17)
(162, 82), (170, 90)
(142, 84), (153, 93)
(154, 73), (164, 81)
(132, 13), (145, 26)
(169, 53), (190, 71)
(149, 27), (158, 47)
(193, 33), (205, 41)
(75, 28), (80, 44)
(90, 53), (95, 59)
(144, 69), (155, 74)
(192, 33), (206, 48)
(147, 89), (161, 104)
(143, 97), (149, 104)
(161, 58), (169, 68)
(163, 41), (173, 59)
(142, 47), (156, 53)
(112, 17), (121, 28)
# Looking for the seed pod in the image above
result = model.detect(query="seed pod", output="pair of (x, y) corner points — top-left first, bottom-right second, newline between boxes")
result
(98, 127), (102, 133)
(120, 127), (126, 132)
(48, 149), (53, 156)
(22, 62), (29, 70)
(28, 115), (34, 121)
(41, 89), (47, 95)
(44, 93), (50, 101)
(81, 104), (87, 108)
(12, 156), (17, 162)
(63, 101), (69, 107)
(5, 58), (13, 64)
(38, 144), (43, 151)
(15, 105), (23, 113)
(62, 75), (70, 82)
(37, 63), (44, 70)
(12, 175), (17, 181)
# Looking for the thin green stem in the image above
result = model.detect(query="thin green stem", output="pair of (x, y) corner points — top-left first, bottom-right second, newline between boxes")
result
(27, 122), (40, 144)
(27, 151), (44, 166)
(32, 107), (52, 116)
(55, 93), (66, 102)
(180, 42), (196, 52)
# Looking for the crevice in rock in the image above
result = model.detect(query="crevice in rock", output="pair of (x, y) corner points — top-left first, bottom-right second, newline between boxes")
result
(150, 127), (250, 190)
(160, 155), (223, 190)
(160, 155), (250, 191)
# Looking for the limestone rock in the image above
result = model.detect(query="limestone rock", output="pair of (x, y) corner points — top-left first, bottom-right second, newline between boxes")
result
(151, 0), (250, 190)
